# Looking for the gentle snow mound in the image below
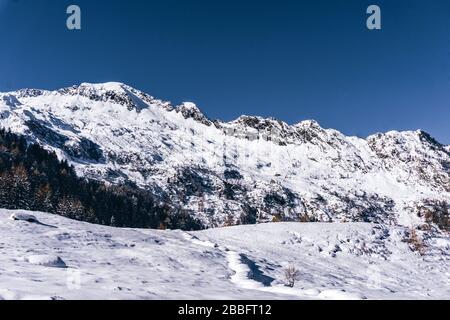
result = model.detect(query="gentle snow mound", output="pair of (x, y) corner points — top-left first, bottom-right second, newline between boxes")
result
(10, 212), (39, 223)
(318, 289), (366, 300)
(25, 255), (67, 268)
(0, 289), (19, 300)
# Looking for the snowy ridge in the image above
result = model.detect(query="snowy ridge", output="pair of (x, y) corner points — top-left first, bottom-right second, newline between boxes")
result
(0, 209), (448, 300)
(0, 83), (449, 228)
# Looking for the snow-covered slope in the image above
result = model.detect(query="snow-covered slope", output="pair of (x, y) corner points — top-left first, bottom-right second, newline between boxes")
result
(0, 209), (448, 300)
(0, 83), (449, 228)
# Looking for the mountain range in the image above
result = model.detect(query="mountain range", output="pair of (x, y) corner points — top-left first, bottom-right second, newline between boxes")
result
(0, 82), (448, 230)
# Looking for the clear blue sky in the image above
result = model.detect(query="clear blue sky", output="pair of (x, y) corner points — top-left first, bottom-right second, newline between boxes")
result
(0, 0), (449, 143)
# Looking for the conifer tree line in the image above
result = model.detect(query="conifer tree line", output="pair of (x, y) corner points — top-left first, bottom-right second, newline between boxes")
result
(0, 128), (202, 230)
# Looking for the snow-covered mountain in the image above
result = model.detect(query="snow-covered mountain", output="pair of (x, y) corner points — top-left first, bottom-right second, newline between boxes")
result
(0, 82), (449, 229)
(1, 209), (449, 300)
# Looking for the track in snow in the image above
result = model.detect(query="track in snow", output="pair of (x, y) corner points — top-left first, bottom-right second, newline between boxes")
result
(183, 233), (365, 300)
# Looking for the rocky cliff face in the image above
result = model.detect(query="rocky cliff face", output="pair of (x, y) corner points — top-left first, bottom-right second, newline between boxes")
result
(0, 82), (449, 229)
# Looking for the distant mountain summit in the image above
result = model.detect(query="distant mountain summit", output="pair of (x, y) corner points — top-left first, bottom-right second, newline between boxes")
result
(0, 83), (449, 229)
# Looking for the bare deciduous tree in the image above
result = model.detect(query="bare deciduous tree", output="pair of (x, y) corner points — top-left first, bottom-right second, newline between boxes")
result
(284, 264), (301, 288)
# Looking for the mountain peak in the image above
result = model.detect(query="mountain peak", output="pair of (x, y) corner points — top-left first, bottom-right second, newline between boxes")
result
(176, 102), (212, 126)
(230, 115), (289, 131)
(78, 82), (129, 92)
(177, 102), (201, 113)
(294, 119), (322, 130)
(54, 82), (158, 112)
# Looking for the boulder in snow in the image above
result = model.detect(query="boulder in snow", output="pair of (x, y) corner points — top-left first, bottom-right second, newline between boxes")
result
(25, 255), (67, 268)
(10, 212), (39, 223)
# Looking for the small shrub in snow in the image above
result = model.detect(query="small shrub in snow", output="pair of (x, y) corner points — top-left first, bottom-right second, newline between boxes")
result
(405, 229), (426, 256)
(284, 264), (301, 288)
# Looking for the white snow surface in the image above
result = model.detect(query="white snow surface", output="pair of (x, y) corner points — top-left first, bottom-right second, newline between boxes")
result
(0, 82), (448, 227)
(0, 209), (448, 300)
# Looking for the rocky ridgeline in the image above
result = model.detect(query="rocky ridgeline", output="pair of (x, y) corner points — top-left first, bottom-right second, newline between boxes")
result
(0, 83), (448, 230)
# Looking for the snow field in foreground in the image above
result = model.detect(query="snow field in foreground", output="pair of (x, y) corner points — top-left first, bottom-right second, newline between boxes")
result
(0, 209), (449, 300)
